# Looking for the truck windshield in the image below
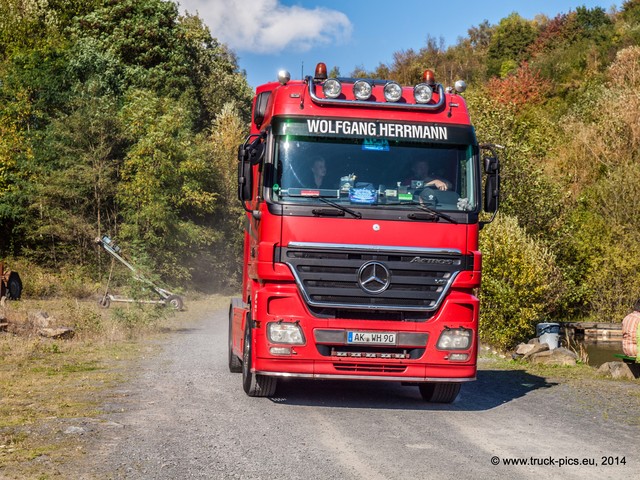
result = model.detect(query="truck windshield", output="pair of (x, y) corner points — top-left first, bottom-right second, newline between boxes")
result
(272, 135), (477, 212)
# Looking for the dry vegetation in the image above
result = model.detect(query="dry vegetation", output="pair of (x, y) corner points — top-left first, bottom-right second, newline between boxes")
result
(0, 294), (229, 479)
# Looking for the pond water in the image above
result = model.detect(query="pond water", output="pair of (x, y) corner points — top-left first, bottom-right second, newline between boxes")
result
(581, 341), (623, 367)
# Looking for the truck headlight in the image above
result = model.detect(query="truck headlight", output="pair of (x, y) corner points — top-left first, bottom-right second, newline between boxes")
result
(268, 322), (305, 345)
(436, 328), (472, 350)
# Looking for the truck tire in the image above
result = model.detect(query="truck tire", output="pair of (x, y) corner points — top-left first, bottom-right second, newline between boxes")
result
(242, 324), (277, 397)
(228, 305), (242, 373)
(419, 382), (461, 403)
(7, 272), (22, 300)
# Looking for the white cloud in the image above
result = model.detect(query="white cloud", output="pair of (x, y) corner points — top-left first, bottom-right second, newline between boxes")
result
(178, 0), (352, 53)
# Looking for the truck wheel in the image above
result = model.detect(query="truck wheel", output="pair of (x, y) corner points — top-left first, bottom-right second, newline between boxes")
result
(419, 382), (461, 403)
(165, 295), (184, 311)
(242, 324), (277, 397)
(228, 305), (242, 373)
(7, 272), (22, 300)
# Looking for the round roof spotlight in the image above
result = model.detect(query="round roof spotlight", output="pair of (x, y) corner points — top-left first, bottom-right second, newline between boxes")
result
(383, 82), (402, 102)
(278, 70), (291, 85)
(454, 80), (467, 93)
(414, 83), (433, 104)
(353, 80), (372, 101)
(323, 78), (342, 99)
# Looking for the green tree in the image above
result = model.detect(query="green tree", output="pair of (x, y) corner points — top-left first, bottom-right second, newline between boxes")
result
(69, 0), (191, 97)
(117, 89), (218, 281)
(25, 91), (122, 266)
(621, 0), (640, 21)
(465, 88), (563, 239)
(487, 13), (537, 77)
(468, 20), (494, 50)
(617, 0), (640, 47)
(0, 86), (35, 254)
(0, 0), (74, 254)
(190, 103), (247, 290)
(180, 12), (253, 127)
(328, 65), (341, 78)
(1, 0), (253, 288)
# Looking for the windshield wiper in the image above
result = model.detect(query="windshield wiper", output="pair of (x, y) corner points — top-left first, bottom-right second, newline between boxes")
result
(317, 197), (362, 218)
(414, 202), (457, 224)
(385, 200), (458, 224)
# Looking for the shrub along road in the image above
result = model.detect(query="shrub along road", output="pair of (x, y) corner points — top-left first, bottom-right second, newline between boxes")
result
(73, 303), (638, 479)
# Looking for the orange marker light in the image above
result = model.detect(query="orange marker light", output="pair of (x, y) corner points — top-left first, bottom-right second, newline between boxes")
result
(423, 69), (436, 86)
(315, 62), (328, 80)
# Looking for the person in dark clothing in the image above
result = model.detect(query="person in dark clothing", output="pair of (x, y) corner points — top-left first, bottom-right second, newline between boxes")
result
(309, 157), (328, 188)
(407, 159), (452, 191)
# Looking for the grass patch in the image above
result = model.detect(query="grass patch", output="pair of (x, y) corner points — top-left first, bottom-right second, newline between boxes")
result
(478, 348), (624, 382)
(0, 335), (139, 468)
(30, 361), (102, 376)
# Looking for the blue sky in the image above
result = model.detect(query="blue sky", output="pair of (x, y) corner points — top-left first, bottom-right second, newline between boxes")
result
(177, 0), (619, 89)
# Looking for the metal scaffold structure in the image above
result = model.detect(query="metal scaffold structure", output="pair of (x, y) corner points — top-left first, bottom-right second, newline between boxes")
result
(95, 236), (184, 311)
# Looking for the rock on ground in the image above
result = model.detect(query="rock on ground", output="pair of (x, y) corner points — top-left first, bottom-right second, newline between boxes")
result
(522, 342), (550, 359)
(598, 361), (636, 380)
(38, 327), (75, 340)
(529, 347), (577, 366)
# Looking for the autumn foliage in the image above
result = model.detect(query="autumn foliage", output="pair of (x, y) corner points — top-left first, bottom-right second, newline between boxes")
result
(486, 63), (552, 110)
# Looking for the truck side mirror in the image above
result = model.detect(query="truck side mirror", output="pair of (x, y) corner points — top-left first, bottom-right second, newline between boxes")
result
(484, 174), (499, 213)
(237, 135), (266, 205)
(247, 141), (264, 165)
(237, 144), (253, 202)
(253, 92), (271, 129)
(479, 144), (502, 226)
(484, 156), (499, 174)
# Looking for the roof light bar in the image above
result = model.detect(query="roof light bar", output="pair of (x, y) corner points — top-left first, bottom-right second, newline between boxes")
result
(307, 62), (448, 110)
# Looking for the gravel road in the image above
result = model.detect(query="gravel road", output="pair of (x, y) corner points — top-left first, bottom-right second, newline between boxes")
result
(78, 304), (639, 480)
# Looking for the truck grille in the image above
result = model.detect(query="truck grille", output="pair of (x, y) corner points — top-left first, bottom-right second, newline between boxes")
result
(279, 243), (472, 312)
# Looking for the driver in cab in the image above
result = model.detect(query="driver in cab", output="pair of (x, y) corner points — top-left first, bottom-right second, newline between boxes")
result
(407, 160), (452, 191)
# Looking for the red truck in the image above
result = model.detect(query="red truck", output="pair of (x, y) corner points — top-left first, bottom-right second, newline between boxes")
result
(229, 63), (500, 403)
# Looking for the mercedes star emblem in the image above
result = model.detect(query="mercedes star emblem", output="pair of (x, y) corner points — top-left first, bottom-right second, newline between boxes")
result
(357, 261), (391, 294)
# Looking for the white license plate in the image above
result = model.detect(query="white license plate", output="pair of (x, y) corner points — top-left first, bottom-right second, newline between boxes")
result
(347, 331), (396, 345)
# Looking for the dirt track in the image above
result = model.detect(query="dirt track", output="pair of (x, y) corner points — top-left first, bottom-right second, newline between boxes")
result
(73, 304), (639, 480)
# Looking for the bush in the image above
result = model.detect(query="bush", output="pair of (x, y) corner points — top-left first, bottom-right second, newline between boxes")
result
(110, 303), (168, 338)
(3, 259), (100, 299)
(479, 214), (564, 349)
